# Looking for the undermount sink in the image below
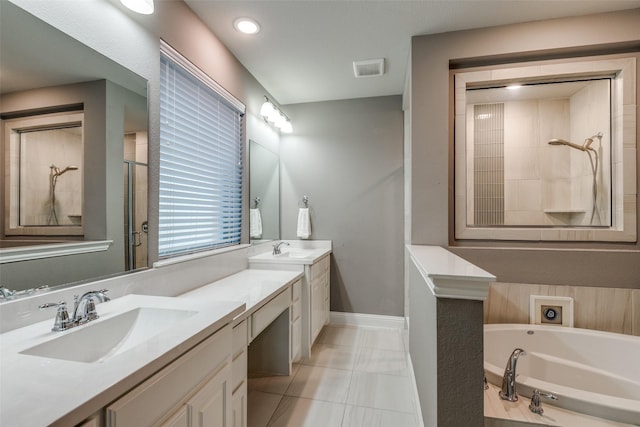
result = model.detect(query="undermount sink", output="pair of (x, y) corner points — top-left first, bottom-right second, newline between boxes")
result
(20, 307), (197, 363)
(275, 250), (312, 259)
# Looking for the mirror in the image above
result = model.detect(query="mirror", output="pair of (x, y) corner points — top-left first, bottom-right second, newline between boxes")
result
(249, 140), (280, 243)
(454, 56), (636, 242)
(0, 2), (148, 295)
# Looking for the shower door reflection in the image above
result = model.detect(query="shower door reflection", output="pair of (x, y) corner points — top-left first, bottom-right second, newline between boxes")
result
(123, 160), (148, 271)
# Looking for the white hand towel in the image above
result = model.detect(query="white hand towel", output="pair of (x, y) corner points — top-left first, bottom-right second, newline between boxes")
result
(250, 208), (262, 238)
(297, 208), (311, 239)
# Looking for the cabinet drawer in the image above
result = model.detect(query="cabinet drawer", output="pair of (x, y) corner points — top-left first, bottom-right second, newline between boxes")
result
(310, 256), (330, 280)
(232, 349), (247, 392)
(106, 326), (231, 427)
(292, 279), (301, 302)
(251, 290), (290, 340)
(232, 319), (247, 357)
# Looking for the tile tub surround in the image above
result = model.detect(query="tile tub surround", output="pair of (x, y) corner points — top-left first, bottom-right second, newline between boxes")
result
(247, 324), (422, 427)
(484, 282), (640, 336)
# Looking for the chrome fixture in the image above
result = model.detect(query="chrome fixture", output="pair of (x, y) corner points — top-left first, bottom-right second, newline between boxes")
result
(548, 132), (603, 224)
(272, 241), (290, 255)
(39, 289), (110, 331)
(529, 389), (558, 415)
(499, 348), (526, 402)
(1, 285), (49, 301)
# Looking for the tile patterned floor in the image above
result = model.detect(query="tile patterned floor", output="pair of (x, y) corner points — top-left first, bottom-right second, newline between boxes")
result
(248, 324), (422, 427)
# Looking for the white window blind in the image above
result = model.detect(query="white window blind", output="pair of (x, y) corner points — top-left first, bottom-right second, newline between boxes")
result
(159, 42), (245, 258)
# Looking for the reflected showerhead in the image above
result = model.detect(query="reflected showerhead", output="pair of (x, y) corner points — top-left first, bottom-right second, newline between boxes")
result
(50, 164), (79, 177)
(548, 138), (587, 151)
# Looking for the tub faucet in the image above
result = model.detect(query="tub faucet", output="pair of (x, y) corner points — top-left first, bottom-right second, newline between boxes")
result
(499, 348), (526, 402)
(272, 241), (290, 255)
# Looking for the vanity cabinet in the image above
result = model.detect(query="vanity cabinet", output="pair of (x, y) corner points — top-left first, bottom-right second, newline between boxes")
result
(106, 325), (232, 427)
(308, 255), (330, 346)
(231, 320), (248, 427)
(290, 280), (302, 363)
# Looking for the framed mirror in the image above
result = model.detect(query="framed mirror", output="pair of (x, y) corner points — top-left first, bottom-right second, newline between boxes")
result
(249, 140), (280, 243)
(454, 55), (636, 242)
(0, 2), (148, 295)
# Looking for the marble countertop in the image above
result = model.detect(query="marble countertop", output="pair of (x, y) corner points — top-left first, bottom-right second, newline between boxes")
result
(179, 269), (304, 321)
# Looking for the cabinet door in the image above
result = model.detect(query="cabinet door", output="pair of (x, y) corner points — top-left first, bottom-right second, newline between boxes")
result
(231, 383), (247, 427)
(160, 406), (189, 427)
(188, 365), (231, 427)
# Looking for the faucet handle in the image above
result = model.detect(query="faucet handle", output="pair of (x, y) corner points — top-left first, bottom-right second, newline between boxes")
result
(39, 301), (72, 331)
(529, 389), (558, 415)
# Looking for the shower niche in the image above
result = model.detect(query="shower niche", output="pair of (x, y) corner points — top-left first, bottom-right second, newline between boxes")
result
(3, 111), (84, 236)
(454, 55), (636, 242)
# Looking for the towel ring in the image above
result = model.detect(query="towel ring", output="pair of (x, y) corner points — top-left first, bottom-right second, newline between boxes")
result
(302, 195), (309, 207)
(254, 196), (261, 208)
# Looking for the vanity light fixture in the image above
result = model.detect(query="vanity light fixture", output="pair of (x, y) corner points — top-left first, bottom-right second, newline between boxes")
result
(260, 97), (292, 133)
(120, 0), (154, 14)
(234, 17), (261, 35)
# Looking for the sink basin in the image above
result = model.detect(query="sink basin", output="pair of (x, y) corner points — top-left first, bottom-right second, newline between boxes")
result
(275, 250), (311, 259)
(20, 307), (196, 363)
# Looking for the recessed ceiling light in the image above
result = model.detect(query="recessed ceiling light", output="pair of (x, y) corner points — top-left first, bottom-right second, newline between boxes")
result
(234, 17), (261, 35)
(120, 0), (154, 15)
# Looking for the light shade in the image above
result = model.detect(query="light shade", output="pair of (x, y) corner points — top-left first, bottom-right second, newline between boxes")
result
(260, 101), (275, 118)
(281, 120), (293, 134)
(120, 0), (154, 14)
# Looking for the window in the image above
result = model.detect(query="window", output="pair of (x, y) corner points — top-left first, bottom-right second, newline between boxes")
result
(159, 41), (245, 257)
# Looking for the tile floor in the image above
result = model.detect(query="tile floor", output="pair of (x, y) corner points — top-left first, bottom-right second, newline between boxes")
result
(247, 324), (423, 427)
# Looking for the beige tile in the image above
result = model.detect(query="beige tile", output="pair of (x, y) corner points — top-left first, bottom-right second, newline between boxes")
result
(303, 344), (357, 370)
(317, 325), (363, 349)
(267, 396), (345, 427)
(572, 287), (633, 334)
(360, 328), (405, 352)
(248, 390), (283, 427)
(353, 348), (409, 377)
(346, 371), (415, 414)
(484, 283), (550, 325)
(633, 290), (640, 337)
(249, 364), (300, 395)
(285, 365), (351, 403)
(342, 405), (418, 427)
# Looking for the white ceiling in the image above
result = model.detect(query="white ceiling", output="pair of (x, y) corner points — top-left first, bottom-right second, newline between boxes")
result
(185, 0), (640, 106)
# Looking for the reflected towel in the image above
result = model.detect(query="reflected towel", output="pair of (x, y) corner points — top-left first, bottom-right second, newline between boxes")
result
(250, 208), (262, 238)
(297, 208), (311, 239)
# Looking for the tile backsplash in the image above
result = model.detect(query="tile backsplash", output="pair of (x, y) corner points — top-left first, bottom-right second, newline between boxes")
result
(484, 282), (640, 336)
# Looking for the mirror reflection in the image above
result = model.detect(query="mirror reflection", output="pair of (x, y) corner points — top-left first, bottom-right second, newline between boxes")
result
(0, 3), (148, 295)
(249, 140), (280, 243)
(465, 78), (611, 228)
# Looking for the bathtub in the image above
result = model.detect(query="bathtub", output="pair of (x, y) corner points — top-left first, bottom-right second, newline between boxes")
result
(484, 324), (640, 425)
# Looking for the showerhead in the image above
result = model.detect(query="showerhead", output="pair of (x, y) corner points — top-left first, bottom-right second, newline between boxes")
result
(50, 165), (79, 177)
(548, 138), (587, 151)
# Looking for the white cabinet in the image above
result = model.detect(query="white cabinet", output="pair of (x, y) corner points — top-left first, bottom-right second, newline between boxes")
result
(290, 279), (302, 363)
(231, 320), (248, 427)
(106, 326), (232, 427)
(308, 255), (330, 346)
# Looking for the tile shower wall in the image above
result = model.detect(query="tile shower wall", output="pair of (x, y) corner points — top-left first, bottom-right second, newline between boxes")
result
(484, 282), (640, 336)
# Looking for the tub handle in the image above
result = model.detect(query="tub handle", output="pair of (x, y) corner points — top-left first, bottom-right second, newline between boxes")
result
(529, 389), (558, 415)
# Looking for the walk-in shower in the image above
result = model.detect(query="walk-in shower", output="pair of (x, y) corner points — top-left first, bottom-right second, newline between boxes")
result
(548, 132), (602, 224)
(48, 164), (78, 225)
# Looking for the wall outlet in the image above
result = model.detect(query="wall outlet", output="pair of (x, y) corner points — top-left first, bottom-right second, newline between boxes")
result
(530, 295), (573, 327)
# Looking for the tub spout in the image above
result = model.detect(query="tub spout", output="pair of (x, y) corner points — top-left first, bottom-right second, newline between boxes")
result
(499, 348), (526, 402)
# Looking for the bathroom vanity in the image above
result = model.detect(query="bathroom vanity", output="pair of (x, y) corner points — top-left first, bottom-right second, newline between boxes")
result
(0, 268), (304, 427)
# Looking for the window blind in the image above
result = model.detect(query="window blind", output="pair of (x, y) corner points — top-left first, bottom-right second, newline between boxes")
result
(159, 42), (245, 257)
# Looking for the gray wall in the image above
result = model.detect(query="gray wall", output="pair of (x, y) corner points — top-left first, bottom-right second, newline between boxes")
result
(281, 96), (404, 316)
(410, 9), (640, 288)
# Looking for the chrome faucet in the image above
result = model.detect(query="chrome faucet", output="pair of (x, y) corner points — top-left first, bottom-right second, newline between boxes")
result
(528, 389), (558, 414)
(499, 348), (526, 402)
(39, 289), (110, 331)
(272, 241), (290, 255)
(72, 290), (110, 324)
(0, 286), (16, 300)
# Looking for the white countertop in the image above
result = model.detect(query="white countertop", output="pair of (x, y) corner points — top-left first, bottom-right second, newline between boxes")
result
(179, 269), (304, 321)
(248, 246), (331, 266)
(0, 294), (245, 427)
(407, 245), (495, 300)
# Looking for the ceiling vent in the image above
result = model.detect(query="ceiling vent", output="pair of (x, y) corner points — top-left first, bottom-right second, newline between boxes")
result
(353, 58), (385, 78)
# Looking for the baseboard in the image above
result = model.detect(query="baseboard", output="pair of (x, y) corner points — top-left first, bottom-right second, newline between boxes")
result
(329, 311), (405, 329)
